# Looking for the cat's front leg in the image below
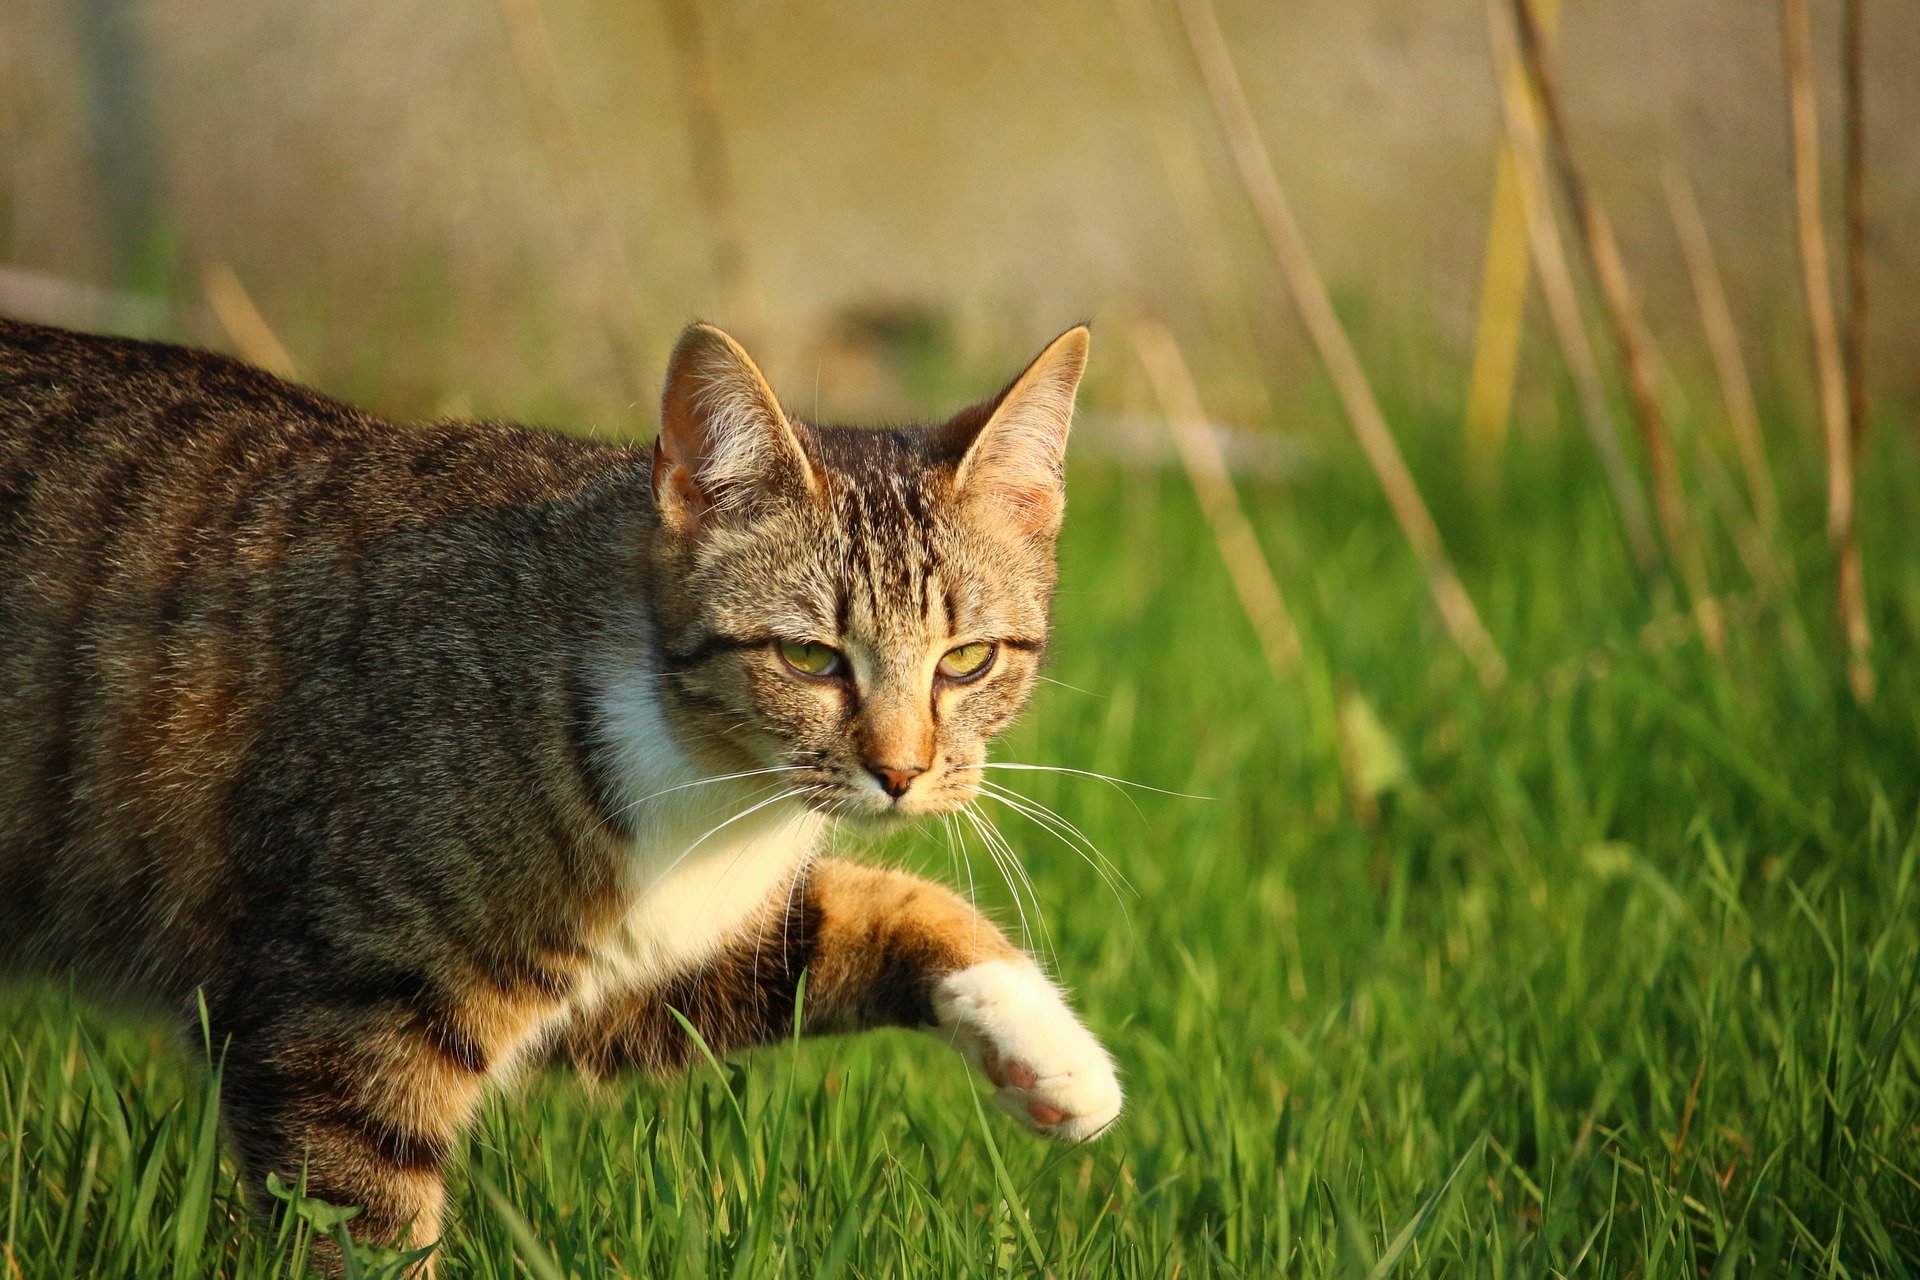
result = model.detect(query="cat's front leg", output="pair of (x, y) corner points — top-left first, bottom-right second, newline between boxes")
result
(930, 959), (1123, 1142)
(802, 858), (1122, 1142)
(554, 856), (1122, 1140)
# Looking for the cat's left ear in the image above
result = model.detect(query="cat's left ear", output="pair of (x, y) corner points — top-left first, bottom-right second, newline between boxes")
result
(653, 323), (819, 535)
(954, 325), (1089, 538)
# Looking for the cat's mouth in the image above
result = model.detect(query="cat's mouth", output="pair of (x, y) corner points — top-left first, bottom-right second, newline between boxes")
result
(767, 747), (982, 823)
(807, 769), (979, 823)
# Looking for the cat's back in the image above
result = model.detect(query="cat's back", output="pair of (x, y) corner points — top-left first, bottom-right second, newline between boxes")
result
(0, 319), (644, 996)
(3, 315), (368, 505)
(0, 317), (629, 666)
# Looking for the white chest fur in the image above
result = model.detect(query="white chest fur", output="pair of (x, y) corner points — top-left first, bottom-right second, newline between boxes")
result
(586, 804), (822, 1003)
(579, 660), (824, 1007)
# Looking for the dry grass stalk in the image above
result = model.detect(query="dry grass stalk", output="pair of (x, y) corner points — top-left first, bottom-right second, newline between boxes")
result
(1782, 0), (1872, 702)
(494, 0), (650, 399)
(1464, 0), (1559, 469)
(1504, 0), (1721, 652)
(1483, 0), (1655, 571)
(659, 0), (767, 346)
(1842, 0), (1869, 455)
(1132, 317), (1303, 679)
(1113, 0), (1274, 417)
(1672, 1053), (1709, 1165)
(1663, 171), (1780, 543)
(1463, 153), (1530, 468)
(202, 264), (299, 381)
(1171, 0), (1506, 691)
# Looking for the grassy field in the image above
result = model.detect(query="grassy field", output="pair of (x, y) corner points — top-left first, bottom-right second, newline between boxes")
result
(3, 399), (1919, 1276)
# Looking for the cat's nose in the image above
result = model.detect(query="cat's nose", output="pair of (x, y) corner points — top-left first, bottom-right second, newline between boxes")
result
(865, 763), (926, 799)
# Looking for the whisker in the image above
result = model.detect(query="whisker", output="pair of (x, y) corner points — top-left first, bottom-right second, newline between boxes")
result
(961, 804), (1056, 969)
(933, 817), (975, 955)
(975, 779), (1137, 904)
(935, 812), (964, 895)
(1033, 674), (1106, 698)
(974, 784), (1136, 953)
(975, 810), (1049, 940)
(973, 819), (1039, 960)
(753, 802), (825, 978)
(957, 761), (1213, 802)
(975, 778), (1127, 874)
(611, 764), (810, 822)
(957, 805), (1028, 948)
(943, 812), (982, 957)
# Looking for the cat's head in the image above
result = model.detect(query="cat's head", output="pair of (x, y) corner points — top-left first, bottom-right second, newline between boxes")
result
(643, 321), (1086, 822)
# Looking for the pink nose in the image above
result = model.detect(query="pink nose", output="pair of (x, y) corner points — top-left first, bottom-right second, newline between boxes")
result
(866, 764), (926, 799)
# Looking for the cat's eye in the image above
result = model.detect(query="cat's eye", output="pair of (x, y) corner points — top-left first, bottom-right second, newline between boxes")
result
(779, 641), (845, 678)
(938, 641), (996, 681)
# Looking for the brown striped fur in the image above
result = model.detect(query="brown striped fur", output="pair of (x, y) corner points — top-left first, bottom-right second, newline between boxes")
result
(0, 316), (1089, 1264)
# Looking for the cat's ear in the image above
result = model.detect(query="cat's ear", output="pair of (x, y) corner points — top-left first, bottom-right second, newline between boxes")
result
(953, 325), (1088, 537)
(653, 323), (819, 534)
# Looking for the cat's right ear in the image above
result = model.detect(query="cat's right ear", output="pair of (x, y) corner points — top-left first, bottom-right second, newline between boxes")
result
(951, 325), (1088, 538)
(653, 323), (819, 535)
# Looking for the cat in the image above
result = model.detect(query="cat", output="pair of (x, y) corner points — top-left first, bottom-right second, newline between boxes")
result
(0, 316), (1121, 1263)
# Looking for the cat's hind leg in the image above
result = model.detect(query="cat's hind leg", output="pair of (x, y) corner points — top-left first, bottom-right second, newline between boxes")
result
(211, 996), (497, 1272)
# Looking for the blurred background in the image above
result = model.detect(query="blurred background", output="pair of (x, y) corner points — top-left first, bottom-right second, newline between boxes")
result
(3, 0), (1914, 433)
(7, 4), (1920, 1273)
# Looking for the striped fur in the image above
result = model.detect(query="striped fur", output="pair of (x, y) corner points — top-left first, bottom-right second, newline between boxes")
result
(0, 317), (1108, 1264)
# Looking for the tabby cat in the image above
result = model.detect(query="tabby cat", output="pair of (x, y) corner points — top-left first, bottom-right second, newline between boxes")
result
(0, 316), (1120, 1260)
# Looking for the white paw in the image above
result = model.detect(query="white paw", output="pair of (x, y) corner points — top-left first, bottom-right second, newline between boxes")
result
(930, 960), (1122, 1143)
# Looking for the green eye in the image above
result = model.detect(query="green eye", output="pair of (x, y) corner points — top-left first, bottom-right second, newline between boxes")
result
(779, 641), (844, 677)
(939, 641), (996, 680)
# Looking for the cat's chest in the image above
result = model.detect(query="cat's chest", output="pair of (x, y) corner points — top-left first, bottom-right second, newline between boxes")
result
(579, 663), (824, 1002)
(579, 801), (822, 1004)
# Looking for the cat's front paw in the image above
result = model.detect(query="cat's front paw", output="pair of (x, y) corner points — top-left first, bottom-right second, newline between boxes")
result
(931, 960), (1122, 1142)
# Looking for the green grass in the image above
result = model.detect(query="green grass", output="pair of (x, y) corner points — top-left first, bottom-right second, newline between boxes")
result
(5, 411), (1920, 1276)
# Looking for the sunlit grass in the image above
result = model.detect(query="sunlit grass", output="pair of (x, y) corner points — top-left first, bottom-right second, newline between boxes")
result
(4, 416), (1919, 1275)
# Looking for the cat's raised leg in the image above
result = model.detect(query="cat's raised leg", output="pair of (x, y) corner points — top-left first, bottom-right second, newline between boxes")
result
(557, 856), (1122, 1141)
(926, 957), (1124, 1141)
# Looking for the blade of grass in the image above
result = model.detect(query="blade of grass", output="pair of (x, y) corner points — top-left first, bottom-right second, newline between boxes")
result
(966, 1085), (1049, 1274)
(1615, 665), (1841, 854)
(1364, 1136), (1483, 1280)
(201, 264), (300, 380)
(471, 1170), (570, 1280)
(666, 1007), (752, 1140)
(1113, 0), (1277, 424)
(169, 1062), (223, 1278)
(659, 0), (766, 344)
(812, 1158), (883, 1280)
